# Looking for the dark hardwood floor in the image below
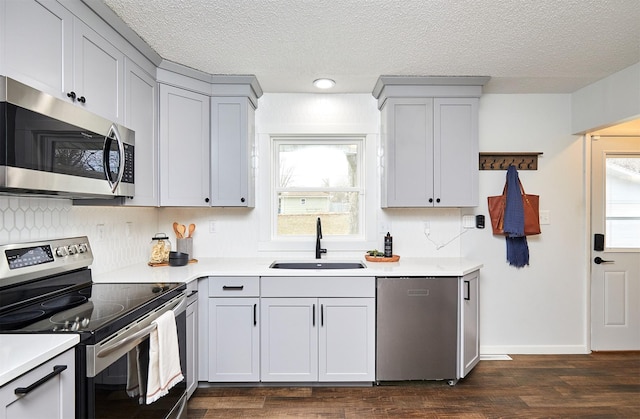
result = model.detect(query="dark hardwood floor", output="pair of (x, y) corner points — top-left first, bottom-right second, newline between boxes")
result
(188, 352), (639, 418)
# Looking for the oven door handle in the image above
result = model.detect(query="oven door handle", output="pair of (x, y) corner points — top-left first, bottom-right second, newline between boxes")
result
(97, 296), (186, 359)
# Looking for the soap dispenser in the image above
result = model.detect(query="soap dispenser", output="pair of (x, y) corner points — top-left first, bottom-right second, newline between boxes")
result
(384, 232), (393, 257)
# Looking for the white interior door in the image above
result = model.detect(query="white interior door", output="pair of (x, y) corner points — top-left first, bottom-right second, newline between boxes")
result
(590, 135), (640, 351)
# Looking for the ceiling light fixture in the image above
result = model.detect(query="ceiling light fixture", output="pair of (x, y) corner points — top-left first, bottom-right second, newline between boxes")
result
(313, 78), (336, 89)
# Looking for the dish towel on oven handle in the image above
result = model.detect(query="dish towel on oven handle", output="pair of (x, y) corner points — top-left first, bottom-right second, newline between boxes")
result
(126, 346), (144, 404)
(504, 165), (529, 268)
(146, 310), (184, 404)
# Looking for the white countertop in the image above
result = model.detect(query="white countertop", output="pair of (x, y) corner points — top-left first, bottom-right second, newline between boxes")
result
(92, 257), (482, 284)
(0, 334), (79, 387)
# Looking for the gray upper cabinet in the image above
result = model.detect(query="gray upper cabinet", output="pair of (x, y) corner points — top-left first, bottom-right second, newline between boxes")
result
(210, 97), (256, 207)
(374, 76), (488, 208)
(156, 70), (261, 207)
(124, 60), (158, 206)
(72, 18), (124, 123)
(2, 0), (74, 99)
(2, 0), (124, 123)
(159, 84), (211, 207)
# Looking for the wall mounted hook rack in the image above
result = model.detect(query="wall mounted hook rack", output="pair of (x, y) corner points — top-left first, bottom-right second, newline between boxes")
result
(479, 152), (543, 170)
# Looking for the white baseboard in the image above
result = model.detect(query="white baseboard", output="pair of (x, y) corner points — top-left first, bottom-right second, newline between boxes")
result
(481, 345), (590, 355)
(480, 354), (512, 361)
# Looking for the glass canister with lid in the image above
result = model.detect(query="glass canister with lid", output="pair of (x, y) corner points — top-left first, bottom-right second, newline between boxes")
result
(149, 233), (171, 264)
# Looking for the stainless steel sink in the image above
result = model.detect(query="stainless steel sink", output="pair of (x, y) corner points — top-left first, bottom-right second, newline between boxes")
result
(269, 261), (366, 270)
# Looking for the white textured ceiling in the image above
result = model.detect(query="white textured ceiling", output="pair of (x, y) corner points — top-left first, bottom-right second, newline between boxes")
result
(102, 0), (640, 94)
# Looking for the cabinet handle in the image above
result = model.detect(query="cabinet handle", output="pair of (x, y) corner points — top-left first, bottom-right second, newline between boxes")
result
(66, 91), (76, 101)
(222, 285), (244, 291)
(436, 198), (441, 203)
(321, 304), (324, 327)
(15, 365), (67, 395)
(78, 96), (86, 103)
(253, 303), (257, 326)
(429, 198), (433, 203)
(464, 280), (470, 301)
(312, 304), (316, 326)
(205, 198), (210, 203)
(240, 197), (245, 203)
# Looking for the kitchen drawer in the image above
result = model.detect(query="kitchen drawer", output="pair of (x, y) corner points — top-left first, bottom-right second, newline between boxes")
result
(208, 276), (259, 297)
(261, 276), (375, 298)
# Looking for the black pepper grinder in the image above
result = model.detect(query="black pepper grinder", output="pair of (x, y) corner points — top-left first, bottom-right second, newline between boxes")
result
(384, 232), (393, 257)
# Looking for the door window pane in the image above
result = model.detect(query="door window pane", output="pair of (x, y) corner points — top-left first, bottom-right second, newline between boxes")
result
(606, 156), (640, 248)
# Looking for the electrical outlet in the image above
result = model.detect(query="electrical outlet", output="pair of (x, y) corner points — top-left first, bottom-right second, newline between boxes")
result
(209, 220), (217, 234)
(379, 222), (390, 234)
(423, 221), (430, 235)
(125, 222), (133, 238)
(539, 210), (550, 225)
(462, 215), (475, 229)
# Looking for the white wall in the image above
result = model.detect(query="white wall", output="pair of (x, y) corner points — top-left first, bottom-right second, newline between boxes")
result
(572, 62), (640, 133)
(463, 94), (588, 354)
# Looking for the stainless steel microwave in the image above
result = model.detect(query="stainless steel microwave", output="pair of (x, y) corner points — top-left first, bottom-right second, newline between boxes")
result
(0, 76), (135, 199)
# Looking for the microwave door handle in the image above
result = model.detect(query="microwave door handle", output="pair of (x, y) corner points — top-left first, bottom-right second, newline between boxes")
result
(104, 124), (125, 193)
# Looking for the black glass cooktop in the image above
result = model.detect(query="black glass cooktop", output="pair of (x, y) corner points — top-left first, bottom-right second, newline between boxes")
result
(0, 273), (185, 343)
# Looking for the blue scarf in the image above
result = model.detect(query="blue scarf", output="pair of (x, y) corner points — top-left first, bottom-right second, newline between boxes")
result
(503, 165), (529, 267)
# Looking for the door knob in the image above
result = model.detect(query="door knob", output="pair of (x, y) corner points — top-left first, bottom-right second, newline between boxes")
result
(594, 257), (614, 264)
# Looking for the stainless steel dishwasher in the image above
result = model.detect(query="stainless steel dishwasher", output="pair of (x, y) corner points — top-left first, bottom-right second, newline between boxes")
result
(376, 277), (458, 382)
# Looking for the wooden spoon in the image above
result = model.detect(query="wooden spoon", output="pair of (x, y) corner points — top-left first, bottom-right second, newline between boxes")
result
(177, 224), (186, 239)
(187, 223), (196, 238)
(173, 222), (182, 238)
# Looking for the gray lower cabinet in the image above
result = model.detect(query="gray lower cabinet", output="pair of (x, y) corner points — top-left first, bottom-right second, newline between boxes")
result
(206, 277), (260, 382)
(260, 276), (376, 382)
(459, 270), (480, 378)
(185, 281), (199, 398)
(0, 348), (75, 419)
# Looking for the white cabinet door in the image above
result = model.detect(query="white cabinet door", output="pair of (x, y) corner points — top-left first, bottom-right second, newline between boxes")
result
(186, 297), (198, 397)
(318, 298), (375, 382)
(123, 60), (158, 206)
(434, 98), (479, 207)
(210, 97), (255, 207)
(159, 84), (210, 206)
(260, 298), (318, 382)
(208, 298), (260, 382)
(2, 0), (74, 98)
(0, 348), (75, 419)
(459, 271), (480, 378)
(72, 19), (124, 123)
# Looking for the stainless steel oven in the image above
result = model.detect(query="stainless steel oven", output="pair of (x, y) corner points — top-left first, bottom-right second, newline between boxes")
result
(0, 76), (135, 198)
(0, 237), (187, 419)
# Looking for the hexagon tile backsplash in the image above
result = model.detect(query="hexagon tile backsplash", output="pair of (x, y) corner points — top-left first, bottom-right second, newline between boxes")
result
(0, 196), (158, 274)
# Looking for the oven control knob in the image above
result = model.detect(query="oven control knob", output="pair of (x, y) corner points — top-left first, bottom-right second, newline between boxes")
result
(55, 246), (68, 257)
(77, 243), (88, 253)
(67, 245), (78, 255)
